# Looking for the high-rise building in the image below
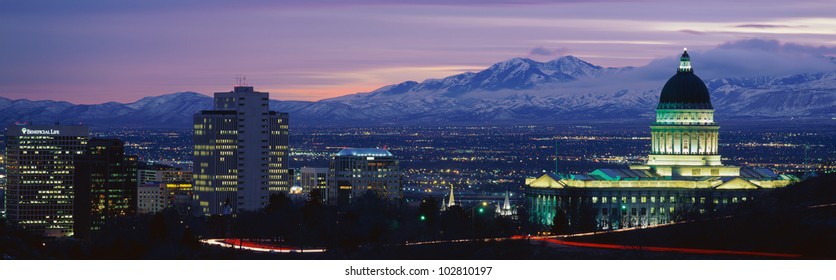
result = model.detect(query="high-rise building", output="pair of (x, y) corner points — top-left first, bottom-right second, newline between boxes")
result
(327, 148), (402, 206)
(74, 138), (138, 238)
(525, 50), (798, 230)
(0, 187), (5, 219)
(1, 153), (6, 219)
(193, 85), (289, 216)
(5, 124), (89, 237)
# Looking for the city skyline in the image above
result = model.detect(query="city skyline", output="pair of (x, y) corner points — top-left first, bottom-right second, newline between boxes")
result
(0, 0), (834, 264)
(1, 0), (835, 103)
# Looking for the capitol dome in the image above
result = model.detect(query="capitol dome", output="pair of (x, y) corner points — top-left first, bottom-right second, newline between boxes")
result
(657, 50), (713, 109)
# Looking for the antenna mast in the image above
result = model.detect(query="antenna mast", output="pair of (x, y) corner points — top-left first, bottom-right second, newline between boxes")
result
(234, 74), (247, 87)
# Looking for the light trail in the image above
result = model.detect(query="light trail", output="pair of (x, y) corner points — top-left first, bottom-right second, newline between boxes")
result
(534, 237), (801, 258)
(200, 238), (326, 253)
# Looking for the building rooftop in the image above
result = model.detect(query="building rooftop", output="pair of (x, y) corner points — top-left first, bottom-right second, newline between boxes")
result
(335, 148), (393, 157)
(658, 50), (713, 109)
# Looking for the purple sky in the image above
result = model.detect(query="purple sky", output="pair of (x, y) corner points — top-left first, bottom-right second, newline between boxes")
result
(1, 0), (834, 104)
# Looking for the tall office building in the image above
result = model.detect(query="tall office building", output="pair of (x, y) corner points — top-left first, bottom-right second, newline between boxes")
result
(5, 124), (89, 237)
(1, 153), (6, 219)
(74, 139), (138, 238)
(193, 85), (289, 216)
(327, 148), (402, 206)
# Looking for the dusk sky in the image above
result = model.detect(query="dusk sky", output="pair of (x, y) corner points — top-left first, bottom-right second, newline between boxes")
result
(1, 0), (834, 104)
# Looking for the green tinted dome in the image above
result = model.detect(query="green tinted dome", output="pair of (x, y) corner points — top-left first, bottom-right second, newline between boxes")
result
(657, 50), (713, 109)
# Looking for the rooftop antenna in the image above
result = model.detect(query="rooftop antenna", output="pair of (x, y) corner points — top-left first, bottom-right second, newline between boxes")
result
(234, 75), (247, 87)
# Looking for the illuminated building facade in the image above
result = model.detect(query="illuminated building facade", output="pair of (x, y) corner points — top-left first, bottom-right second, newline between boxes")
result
(327, 148), (402, 206)
(4, 124), (89, 237)
(495, 192), (517, 219)
(1, 154), (5, 219)
(137, 162), (193, 216)
(74, 139), (138, 239)
(525, 50), (798, 230)
(137, 162), (192, 185)
(193, 85), (290, 216)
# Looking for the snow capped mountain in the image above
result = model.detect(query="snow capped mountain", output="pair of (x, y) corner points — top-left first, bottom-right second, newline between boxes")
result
(0, 92), (212, 128)
(708, 72), (836, 117)
(335, 55), (627, 101)
(0, 56), (833, 128)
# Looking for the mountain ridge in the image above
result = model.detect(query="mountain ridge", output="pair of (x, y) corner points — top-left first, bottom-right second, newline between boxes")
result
(1, 55), (834, 128)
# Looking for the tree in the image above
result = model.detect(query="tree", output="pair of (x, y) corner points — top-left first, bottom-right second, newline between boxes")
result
(552, 208), (570, 234)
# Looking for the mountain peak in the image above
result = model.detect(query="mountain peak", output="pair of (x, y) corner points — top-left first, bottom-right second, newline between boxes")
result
(127, 91), (209, 110)
(344, 56), (619, 99)
(499, 57), (537, 64)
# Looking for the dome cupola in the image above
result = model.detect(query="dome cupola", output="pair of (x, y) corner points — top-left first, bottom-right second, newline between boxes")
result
(657, 49), (712, 109)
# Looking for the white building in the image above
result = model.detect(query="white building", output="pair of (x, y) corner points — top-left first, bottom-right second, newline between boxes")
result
(496, 192), (517, 219)
(525, 50), (798, 231)
(193, 85), (289, 215)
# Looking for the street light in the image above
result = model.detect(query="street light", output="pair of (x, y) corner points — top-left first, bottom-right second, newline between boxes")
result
(467, 202), (488, 238)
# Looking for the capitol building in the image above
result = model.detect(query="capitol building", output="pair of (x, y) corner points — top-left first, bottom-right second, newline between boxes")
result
(525, 50), (798, 231)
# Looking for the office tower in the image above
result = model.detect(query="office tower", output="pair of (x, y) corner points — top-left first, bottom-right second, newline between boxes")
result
(327, 148), (402, 206)
(193, 85), (289, 216)
(74, 138), (138, 238)
(0, 153), (5, 219)
(5, 124), (89, 237)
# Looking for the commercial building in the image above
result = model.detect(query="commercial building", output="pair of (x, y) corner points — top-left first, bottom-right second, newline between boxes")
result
(137, 162), (192, 185)
(193, 85), (289, 216)
(73, 138), (138, 238)
(136, 162), (193, 216)
(4, 124), (89, 237)
(137, 183), (166, 214)
(327, 148), (402, 206)
(1, 154), (5, 218)
(525, 50), (798, 231)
